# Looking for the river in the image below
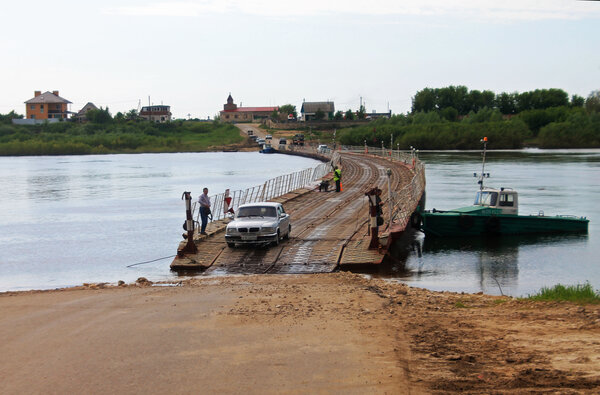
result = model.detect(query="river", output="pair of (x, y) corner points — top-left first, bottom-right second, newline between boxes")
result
(394, 149), (600, 296)
(0, 152), (322, 291)
(0, 150), (598, 296)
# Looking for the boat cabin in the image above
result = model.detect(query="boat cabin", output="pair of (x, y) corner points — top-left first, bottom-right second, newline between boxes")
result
(473, 187), (518, 215)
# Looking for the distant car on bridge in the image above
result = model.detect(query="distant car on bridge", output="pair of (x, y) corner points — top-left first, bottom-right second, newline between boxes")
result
(225, 202), (291, 248)
(317, 144), (330, 153)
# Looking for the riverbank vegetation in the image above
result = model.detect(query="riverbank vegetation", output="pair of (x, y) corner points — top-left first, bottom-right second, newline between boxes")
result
(336, 87), (600, 149)
(525, 283), (600, 304)
(0, 110), (243, 156)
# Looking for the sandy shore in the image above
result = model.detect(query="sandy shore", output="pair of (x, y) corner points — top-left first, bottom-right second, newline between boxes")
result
(1, 273), (599, 394)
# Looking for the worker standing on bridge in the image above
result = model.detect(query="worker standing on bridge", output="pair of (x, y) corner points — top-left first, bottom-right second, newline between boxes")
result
(333, 165), (342, 192)
(198, 187), (211, 235)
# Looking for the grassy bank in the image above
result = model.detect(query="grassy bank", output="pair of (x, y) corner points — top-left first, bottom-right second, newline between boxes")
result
(0, 120), (243, 156)
(526, 283), (600, 304)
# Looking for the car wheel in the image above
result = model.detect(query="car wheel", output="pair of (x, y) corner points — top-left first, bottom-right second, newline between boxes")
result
(284, 224), (291, 240)
(273, 230), (280, 246)
(227, 242), (235, 248)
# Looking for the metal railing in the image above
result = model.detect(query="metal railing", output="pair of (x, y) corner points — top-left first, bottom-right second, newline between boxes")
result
(275, 143), (425, 230)
(192, 144), (424, 232)
(194, 160), (332, 223)
(341, 145), (425, 230)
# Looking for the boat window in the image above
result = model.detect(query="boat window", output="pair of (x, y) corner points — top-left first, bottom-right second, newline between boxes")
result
(499, 193), (514, 207)
(474, 191), (498, 206)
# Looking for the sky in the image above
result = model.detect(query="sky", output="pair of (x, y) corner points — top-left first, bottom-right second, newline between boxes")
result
(2, 0), (599, 119)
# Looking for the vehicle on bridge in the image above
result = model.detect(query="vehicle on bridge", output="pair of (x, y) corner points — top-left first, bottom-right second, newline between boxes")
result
(317, 144), (330, 153)
(225, 202), (291, 247)
(292, 134), (304, 146)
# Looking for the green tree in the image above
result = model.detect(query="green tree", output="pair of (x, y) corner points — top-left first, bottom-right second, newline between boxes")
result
(279, 104), (297, 119)
(114, 112), (125, 122)
(344, 109), (355, 120)
(496, 92), (518, 114)
(585, 90), (600, 113)
(333, 111), (344, 121)
(0, 111), (23, 124)
(126, 109), (138, 120)
(411, 88), (437, 113)
(315, 109), (325, 120)
(356, 105), (366, 120)
(441, 107), (458, 122)
(87, 107), (112, 124)
(571, 95), (585, 108)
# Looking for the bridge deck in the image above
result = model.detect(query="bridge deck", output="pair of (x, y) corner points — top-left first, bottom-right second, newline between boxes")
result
(171, 151), (419, 274)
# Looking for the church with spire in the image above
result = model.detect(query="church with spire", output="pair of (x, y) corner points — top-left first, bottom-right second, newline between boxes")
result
(219, 94), (278, 122)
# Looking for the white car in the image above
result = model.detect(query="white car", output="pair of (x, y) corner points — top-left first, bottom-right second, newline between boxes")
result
(265, 134), (272, 140)
(317, 144), (330, 153)
(225, 202), (291, 247)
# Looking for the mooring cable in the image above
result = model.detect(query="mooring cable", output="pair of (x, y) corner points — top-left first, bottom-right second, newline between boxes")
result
(126, 255), (177, 268)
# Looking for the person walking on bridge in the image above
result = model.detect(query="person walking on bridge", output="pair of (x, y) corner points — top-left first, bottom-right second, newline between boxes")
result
(333, 165), (342, 192)
(198, 187), (211, 235)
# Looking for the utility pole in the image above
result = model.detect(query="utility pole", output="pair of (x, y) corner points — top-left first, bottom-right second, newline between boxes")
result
(387, 168), (393, 227)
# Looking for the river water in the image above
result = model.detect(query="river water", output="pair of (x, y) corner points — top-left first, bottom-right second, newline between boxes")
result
(393, 149), (600, 296)
(0, 152), (322, 291)
(0, 150), (598, 296)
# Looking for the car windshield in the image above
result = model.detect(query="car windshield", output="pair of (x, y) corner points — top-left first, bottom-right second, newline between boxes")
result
(237, 206), (277, 218)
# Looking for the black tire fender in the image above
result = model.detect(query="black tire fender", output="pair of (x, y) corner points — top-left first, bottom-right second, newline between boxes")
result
(410, 212), (423, 229)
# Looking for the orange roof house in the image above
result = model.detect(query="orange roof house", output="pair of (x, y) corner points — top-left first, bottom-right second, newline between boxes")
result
(220, 94), (278, 122)
(25, 91), (72, 120)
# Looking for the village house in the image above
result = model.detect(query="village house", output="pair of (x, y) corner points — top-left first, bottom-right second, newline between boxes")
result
(300, 101), (335, 121)
(74, 102), (99, 122)
(24, 91), (71, 120)
(139, 105), (172, 123)
(220, 94), (278, 122)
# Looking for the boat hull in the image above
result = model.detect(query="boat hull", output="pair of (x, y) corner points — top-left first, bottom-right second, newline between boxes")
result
(420, 211), (589, 237)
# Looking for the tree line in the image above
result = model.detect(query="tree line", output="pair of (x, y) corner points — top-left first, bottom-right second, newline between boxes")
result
(336, 88), (600, 149)
(0, 112), (242, 156)
(411, 86), (593, 117)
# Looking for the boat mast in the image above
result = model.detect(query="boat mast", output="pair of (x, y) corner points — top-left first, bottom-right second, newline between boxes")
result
(477, 137), (489, 190)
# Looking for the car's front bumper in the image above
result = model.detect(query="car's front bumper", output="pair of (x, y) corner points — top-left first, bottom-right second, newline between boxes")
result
(225, 233), (278, 245)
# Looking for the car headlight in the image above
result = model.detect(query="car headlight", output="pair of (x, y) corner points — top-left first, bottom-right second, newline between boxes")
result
(261, 226), (277, 233)
(226, 227), (237, 235)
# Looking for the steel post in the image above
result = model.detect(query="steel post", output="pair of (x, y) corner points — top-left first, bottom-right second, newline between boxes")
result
(177, 191), (198, 257)
(366, 187), (380, 249)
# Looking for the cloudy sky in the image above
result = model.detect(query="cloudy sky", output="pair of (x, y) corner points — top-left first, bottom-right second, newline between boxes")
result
(2, 0), (599, 118)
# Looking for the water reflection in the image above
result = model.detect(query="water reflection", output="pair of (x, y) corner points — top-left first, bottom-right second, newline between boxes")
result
(27, 174), (71, 201)
(392, 231), (590, 296)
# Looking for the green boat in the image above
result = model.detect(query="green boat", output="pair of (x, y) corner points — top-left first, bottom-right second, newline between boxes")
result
(416, 138), (589, 237)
